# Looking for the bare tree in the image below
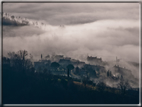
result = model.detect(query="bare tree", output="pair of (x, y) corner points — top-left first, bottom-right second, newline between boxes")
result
(97, 82), (106, 92)
(7, 50), (33, 72)
(82, 72), (90, 88)
(18, 50), (28, 60)
(117, 78), (131, 95)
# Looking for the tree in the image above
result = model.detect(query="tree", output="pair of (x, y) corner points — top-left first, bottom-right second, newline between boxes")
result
(75, 66), (79, 74)
(82, 76), (87, 87)
(97, 82), (106, 92)
(24, 59), (33, 70)
(121, 75), (123, 79)
(18, 50), (28, 61)
(81, 72), (90, 88)
(106, 71), (112, 77)
(67, 64), (74, 70)
(41, 54), (42, 60)
(107, 71), (109, 77)
(117, 78), (131, 95)
(7, 50), (33, 72)
(66, 64), (74, 78)
(29, 54), (33, 61)
(67, 68), (70, 78)
(51, 62), (60, 71)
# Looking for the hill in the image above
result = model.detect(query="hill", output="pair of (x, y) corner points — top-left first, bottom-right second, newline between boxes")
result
(3, 61), (139, 104)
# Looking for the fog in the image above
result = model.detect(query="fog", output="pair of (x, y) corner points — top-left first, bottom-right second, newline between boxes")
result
(3, 19), (139, 63)
(3, 3), (140, 88)
(3, 3), (139, 63)
(3, 3), (139, 25)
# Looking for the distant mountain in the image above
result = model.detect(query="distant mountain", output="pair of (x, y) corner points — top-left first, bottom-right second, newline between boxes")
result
(2, 12), (47, 27)
(2, 12), (65, 31)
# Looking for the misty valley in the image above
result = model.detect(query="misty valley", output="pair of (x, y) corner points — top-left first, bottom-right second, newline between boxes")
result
(2, 6), (140, 104)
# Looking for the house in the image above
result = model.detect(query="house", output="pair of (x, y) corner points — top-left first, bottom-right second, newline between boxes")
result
(34, 60), (51, 72)
(54, 55), (64, 61)
(87, 56), (102, 64)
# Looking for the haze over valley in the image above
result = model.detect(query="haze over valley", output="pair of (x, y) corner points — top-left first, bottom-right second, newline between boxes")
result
(2, 3), (140, 104)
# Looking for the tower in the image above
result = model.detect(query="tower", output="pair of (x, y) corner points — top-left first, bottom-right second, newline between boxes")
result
(116, 56), (120, 66)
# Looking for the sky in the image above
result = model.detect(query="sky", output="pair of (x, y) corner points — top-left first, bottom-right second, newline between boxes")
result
(2, 3), (140, 63)
(3, 3), (139, 25)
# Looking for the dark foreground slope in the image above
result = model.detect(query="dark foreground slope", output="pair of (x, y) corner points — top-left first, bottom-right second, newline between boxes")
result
(3, 63), (139, 104)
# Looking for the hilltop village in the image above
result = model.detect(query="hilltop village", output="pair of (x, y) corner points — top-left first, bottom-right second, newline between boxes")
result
(33, 54), (127, 82)
(3, 51), (131, 84)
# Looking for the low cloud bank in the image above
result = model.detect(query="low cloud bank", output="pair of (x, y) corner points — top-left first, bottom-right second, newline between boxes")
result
(3, 19), (140, 88)
(3, 19), (139, 63)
